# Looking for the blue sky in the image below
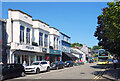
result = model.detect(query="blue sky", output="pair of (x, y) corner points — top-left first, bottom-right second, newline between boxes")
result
(2, 2), (108, 48)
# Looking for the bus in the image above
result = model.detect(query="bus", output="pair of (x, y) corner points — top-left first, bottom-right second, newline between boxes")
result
(98, 49), (109, 64)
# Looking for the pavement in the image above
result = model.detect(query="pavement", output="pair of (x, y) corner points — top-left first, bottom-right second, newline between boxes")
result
(101, 62), (120, 81)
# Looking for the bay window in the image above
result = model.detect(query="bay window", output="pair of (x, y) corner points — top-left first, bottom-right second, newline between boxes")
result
(39, 32), (43, 46)
(20, 26), (24, 43)
(44, 34), (48, 47)
(26, 28), (30, 44)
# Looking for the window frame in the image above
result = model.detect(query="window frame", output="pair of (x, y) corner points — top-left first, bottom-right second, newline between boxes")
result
(20, 26), (24, 43)
(39, 32), (43, 46)
(26, 28), (30, 44)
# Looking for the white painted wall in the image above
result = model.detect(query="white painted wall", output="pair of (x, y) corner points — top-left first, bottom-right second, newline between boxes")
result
(49, 27), (60, 50)
(6, 10), (33, 45)
(32, 21), (50, 49)
(6, 10), (39, 63)
(81, 44), (89, 55)
(33, 21), (49, 33)
(10, 11), (32, 25)
(71, 48), (86, 63)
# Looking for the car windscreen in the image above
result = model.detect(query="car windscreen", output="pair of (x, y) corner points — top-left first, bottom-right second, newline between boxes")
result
(31, 62), (40, 65)
(98, 57), (108, 62)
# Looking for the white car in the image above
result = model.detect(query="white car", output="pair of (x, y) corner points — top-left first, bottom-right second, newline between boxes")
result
(25, 61), (50, 74)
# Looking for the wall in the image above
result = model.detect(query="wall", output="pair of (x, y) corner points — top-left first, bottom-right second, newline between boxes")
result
(33, 21), (49, 33)
(60, 33), (71, 53)
(33, 21), (50, 49)
(49, 28), (60, 50)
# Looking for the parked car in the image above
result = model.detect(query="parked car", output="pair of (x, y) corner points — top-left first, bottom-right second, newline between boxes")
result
(64, 61), (73, 67)
(109, 58), (113, 62)
(50, 61), (65, 70)
(25, 61), (50, 74)
(89, 60), (94, 63)
(1, 64), (25, 80)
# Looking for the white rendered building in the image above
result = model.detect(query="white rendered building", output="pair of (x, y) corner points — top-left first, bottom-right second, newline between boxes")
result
(71, 48), (86, 63)
(49, 27), (61, 62)
(6, 9), (50, 65)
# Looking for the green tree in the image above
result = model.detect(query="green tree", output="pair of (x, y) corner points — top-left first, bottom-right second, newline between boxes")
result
(94, 2), (120, 56)
(71, 43), (83, 47)
(92, 45), (102, 50)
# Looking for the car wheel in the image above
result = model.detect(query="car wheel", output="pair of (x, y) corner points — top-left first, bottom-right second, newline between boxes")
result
(47, 67), (50, 72)
(56, 66), (58, 70)
(36, 68), (40, 74)
(21, 72), (26, 77)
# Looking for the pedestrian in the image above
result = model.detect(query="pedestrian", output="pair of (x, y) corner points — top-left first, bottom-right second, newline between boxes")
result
(113, 57), (118, 69)
(23, 61), (27, 67)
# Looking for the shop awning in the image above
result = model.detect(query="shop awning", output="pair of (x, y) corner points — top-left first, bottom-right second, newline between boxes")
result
(63, 52), (77, 58)
(13, 50), (45, 56)
(62, 52), (78, 61)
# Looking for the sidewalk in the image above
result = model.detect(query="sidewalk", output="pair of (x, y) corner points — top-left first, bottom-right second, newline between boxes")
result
(102, 62), (120, 81)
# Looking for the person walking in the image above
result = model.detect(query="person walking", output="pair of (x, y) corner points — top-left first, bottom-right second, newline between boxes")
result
(113, 57), (118, 69)
(23, 61), (27, 67)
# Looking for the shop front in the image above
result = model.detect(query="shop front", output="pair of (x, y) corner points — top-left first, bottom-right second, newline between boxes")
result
(45, 54), (61, 63)
(13, 50), (44, 66)
(45, 49), (61, 63)
(62, 52), (78, 62)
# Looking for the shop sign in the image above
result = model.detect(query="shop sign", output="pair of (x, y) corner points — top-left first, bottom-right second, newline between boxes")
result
(42, 48), (47, 53)
(26, 46), (34, 50)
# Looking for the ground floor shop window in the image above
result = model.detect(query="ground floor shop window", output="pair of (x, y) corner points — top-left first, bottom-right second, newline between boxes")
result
(14, 54), (43, 66)
(14, 54), (21, 64)
(37, 56), (42, 61)
(45, 55), (60, 63)
(30, 56), (35, 64)
(22, 55), (29, 66)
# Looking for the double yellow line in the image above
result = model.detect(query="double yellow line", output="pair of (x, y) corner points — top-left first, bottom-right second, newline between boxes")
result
(91, 68), (106, 81)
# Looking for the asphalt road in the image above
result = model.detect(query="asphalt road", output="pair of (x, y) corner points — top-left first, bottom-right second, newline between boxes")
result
(5, 62), (107, 81)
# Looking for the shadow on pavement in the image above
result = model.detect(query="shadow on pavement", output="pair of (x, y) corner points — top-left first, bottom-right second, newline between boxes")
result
(90, 64), (106, 69)
(91, 63), (120, 81)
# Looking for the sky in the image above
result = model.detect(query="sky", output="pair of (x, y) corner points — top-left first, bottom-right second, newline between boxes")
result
(2, 2), (108, 48)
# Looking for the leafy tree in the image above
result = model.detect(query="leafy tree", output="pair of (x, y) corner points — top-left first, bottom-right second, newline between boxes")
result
(92, 45), (102, 50)
(71, 43), (83, 47)
(94, 2), (120, 56)
(88, 47), (92, 49)
(93, 54), (98, 57)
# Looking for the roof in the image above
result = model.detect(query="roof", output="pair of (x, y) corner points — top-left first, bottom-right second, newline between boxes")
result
(32, 19), (49, 26)
(8, 9), (32, 18)
(60, 32), (71, 38)
(71, 48), (85, 55)
(50, 27), (59, 31)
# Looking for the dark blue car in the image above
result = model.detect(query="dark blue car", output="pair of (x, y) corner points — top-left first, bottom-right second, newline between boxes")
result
(50, 61), (65, 70)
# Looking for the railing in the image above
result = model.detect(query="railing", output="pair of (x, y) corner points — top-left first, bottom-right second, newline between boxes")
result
(49, 49), (61, 55)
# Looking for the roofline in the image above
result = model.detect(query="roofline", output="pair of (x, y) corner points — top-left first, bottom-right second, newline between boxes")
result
(60, 32), (71, 38)
(8, 9), (32, 18)
(32, 19), (49, 26)
(49, 27), (59, 31)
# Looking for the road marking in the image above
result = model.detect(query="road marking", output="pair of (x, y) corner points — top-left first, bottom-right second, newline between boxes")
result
(91, 66), (107, 81)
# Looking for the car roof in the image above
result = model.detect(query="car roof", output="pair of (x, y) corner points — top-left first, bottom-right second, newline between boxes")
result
(33, 61), (47, 63)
